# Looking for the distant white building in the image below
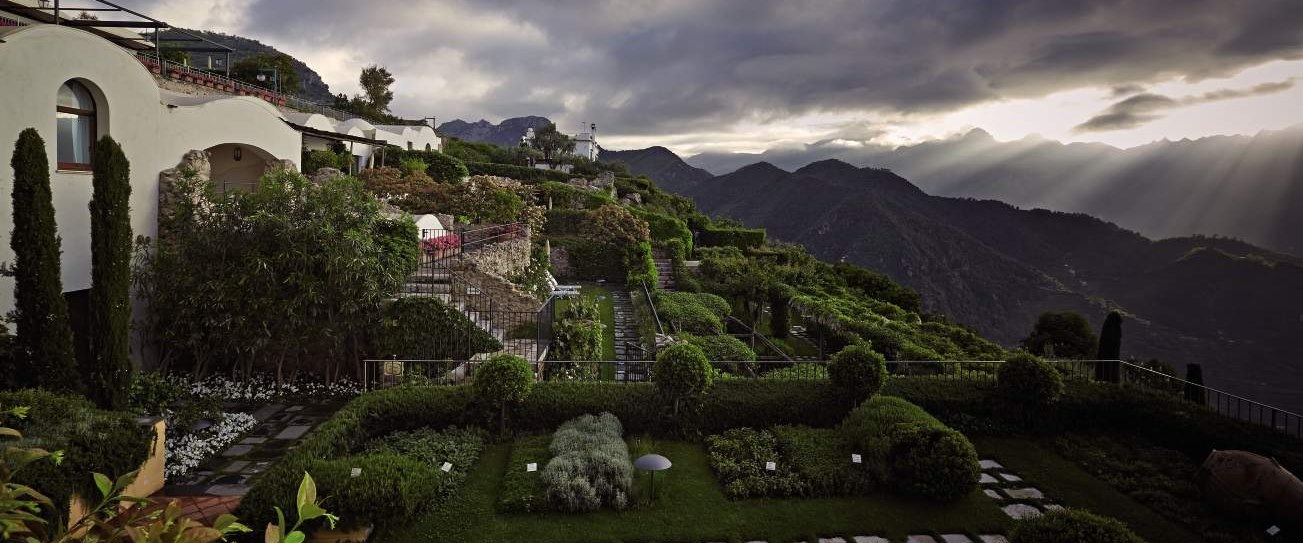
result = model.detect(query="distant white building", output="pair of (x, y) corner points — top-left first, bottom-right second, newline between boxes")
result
(520, 123), (599, 161)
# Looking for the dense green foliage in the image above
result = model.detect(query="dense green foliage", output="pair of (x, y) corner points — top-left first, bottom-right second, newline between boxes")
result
(476, 354), (534, 432)
(376, 297), (502, 361)
(772, 425), (874, 496)
(1009, 508), (1146, 543)
(706, 428), (808, 498)
(302, 148), (351, 174)
(8, 129), (78, 392)
(140, 169), (417, 378)
(387, 148), (470, 183)
(542, 413), (632, 512)
(657, 291), (729, 334)
(497, 434), (550, 513)
(631, 208), (693, 251)
(997, 352), (1066, 411)
(698, 225), (767, 249)
(839, 396), (979, 501)
(653, 343), (713, 414)
(831, 263), (921, 313)
(230, 52), (300, 93)
(467, 162), (573, 183)
(1, 390), (153, 523)
(828, 344), (888, 405)
(1097, 311), (1122, 360)
(551, 295), (605, 362)
(310, 427), (485, 528)
(680, 334), (756, 372)
(88, 136), (134, 410)
(1021, 312), (1098, 359)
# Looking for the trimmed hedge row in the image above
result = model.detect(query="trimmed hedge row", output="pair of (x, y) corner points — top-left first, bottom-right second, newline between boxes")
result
(550, 237), (626, 282)
(839, 396), (980, 501)
(631, 208), (693, 252)
(467, 162), (573, 184)
(2, 390), (154, 523)
(375, 297), (502, 361)
(387, 148), (470, 184)
(698, 226), (766, 249)
(657, 291), (730, 334)
(626, 240), (658, 290)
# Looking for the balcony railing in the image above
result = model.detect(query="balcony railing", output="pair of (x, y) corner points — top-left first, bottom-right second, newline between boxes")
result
(135, 52), (370, 122)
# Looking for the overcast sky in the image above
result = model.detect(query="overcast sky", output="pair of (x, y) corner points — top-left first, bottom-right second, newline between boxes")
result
(131, 0), (1303, 155)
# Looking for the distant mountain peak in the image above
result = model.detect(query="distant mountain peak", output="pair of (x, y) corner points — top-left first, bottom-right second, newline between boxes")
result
(735, 161), (789, 175)
(795, 158), (859, 176)
(437, 116), (554, 147)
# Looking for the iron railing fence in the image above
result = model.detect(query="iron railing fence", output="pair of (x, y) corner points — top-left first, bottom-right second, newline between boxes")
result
(402, 222), (549, 362)
(360, 356), (1303, 439)
(135, 52), (399, 123)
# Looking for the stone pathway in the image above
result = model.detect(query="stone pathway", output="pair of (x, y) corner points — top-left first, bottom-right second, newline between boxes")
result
(976, 458), (1062, 520)
(610, 290), (648, 381)
(158, 399), (342, 498)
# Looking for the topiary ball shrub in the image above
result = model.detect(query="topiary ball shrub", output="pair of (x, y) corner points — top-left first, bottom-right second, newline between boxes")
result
(885, 423), (981, 501)
(1009, 508), (1146, 543)
(998, 352), (1064, 404)
(475, 354), (534, 431)
(828, 344), (888, 405)
(653, 342), (714, 414)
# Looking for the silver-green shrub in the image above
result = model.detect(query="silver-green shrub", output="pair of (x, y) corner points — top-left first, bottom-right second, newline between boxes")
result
(542, 412), (632, 512)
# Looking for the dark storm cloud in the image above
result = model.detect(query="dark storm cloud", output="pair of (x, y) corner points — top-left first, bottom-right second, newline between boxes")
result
(1074, 79), (1296, 132)
(133, 0), (1303, 139)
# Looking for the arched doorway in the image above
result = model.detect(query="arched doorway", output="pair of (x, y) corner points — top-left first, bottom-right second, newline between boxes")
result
(205, 143), (278, 194)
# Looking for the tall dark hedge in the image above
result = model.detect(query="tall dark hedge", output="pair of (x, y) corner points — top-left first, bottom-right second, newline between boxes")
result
(9, 128), (79, 392)
(1096, 310), (1122, 360)
(88, 136), (134, 409)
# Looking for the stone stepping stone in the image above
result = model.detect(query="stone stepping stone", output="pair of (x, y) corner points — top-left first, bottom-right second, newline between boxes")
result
(1043, 503), (1064, 511)
(818, 538), (847, 543)
(979, 473), (999, 484)
(274, 425), (312, 440)
(979, 459), (1003, 470)
(1002, 503), (1043, 519)
(1004, 488), (1044, 500)
(852, 538), (889, 543)
(998, 473), (1022, 482)
(222, 460), (249, 473)
(983, 489), (1004, 499)
(250, 404), (284, 422)
(238, 437), (268, 445)
(204, 484), (250, 496)
(907, 536), (938, 543)
(979, 537), (1010, 543)
(941, 536), (973, 543)
(220, 444), (253, 457)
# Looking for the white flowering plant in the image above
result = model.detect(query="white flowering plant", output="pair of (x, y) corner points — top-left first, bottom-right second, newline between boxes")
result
(164, 411), (258, 480)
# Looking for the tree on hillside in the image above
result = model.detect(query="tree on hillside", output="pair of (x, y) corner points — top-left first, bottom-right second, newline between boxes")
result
(1019, 311), (1097, 359)
(359, 65), (395, 113)
(8, 129), (79, 392)
(89, 136), (134, 409)
(530, 123), (574, 161)
(1094, 310), (1123, 381)
(231, 53), (300, 94)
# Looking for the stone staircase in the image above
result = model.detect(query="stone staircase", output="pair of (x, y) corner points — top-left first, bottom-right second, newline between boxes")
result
(653, 258), (675, 290)
(611, 290), (649, 381)
(397, 262), (539, 364)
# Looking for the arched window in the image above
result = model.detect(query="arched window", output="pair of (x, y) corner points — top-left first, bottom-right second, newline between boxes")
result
(425, 143), (432, 152)
(56, 80), (96, 171)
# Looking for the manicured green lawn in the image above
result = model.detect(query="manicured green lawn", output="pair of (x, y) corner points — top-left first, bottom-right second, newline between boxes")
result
(381, 439), (1010, 543)
(554, 283), (617, 377)
(972, 436), (1203, 543)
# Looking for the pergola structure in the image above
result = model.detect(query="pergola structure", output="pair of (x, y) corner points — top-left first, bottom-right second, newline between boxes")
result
(0, 0), (234, 75)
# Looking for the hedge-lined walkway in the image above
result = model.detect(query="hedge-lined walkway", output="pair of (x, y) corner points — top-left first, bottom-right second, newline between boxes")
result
(381, 439), (1010, 543)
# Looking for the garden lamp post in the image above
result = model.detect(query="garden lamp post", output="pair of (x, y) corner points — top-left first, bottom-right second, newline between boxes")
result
(634, 453), (672, 501)
(255, 67), (279, 93)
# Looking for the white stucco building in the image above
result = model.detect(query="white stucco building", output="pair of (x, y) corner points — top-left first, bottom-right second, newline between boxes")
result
(0, 13), (442, 352)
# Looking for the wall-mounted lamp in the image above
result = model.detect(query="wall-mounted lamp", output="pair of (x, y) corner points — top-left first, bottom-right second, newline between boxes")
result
(233, 146), (243, 161)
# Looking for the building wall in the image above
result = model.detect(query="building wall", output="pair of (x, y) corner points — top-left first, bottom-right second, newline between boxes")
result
(0, 24), (302, 315)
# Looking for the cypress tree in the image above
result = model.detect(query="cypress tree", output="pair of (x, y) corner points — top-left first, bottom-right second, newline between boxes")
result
(1184, 363), (1207, 405)
(9, 128), (79, 392)
(89, 135), (133, 409)
(1095, 310), (1122, 382)
(769, 284), (792, 339)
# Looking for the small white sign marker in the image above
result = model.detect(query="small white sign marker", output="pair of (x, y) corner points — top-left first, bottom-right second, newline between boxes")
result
(765, 461), (776, 471)
(526, 462), (538, 472)
(441, 462), (453, 473)
(851, 454), (862, 464)
(1267, 526), (1281, 536)
(349, 467), (361, 478)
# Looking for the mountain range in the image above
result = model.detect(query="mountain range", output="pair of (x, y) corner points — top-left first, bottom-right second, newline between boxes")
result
(437, 116), (554, 148)
(607, 150), (1303, 413)
(685, 125), (1303, 257)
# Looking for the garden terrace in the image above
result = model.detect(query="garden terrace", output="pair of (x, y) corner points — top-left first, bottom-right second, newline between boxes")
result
(235, 356), (1303, 543)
